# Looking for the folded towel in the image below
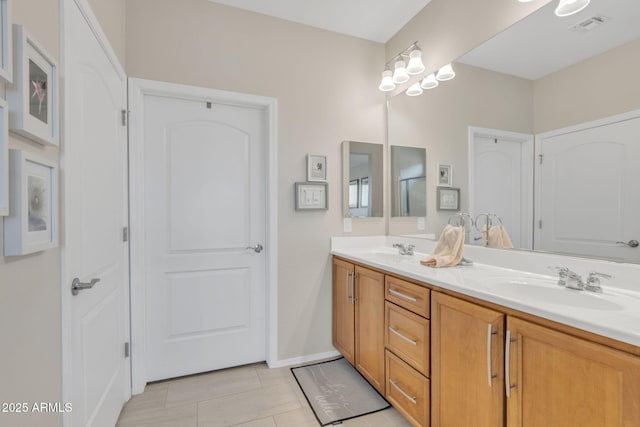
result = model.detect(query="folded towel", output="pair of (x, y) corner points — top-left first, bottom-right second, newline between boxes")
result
(421, 225), (465, 267)
(483, 225), (513, 249)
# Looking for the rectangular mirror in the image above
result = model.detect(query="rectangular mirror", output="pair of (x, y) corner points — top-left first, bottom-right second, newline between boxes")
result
(342, 141), (383, 218)
(390, 146), (426, 217)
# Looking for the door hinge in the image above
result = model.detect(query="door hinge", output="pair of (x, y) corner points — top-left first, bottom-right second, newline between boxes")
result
(121, 109), (129, 127)
(122, 227), (129, 242)
(538, 220), (543, 229)
(538, 154), (543, 164)
(124, 342), (130, 358)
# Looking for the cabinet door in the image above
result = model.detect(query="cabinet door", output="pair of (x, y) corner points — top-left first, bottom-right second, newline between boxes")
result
(432, 292), (505, 427)
(332, 258), (355, 365)
(506, 317), (640, 427)
(355, 265), (385, 394)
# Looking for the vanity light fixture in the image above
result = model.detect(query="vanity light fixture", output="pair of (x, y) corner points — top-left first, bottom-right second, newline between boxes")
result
(436, 63), (456, 81)
(555, 0), (591, 17)
(378, 41), (424, 91)
(420, 73), (439, 90)
(406, 82), (423, 97)
(378, 68), (396, 91)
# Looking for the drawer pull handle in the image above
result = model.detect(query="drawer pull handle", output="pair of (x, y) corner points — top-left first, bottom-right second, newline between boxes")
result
(487, 324), (497, 387)
(389, 327), (417, 345)
(390, 380), (417, 404)
(389, 288), (417, 302)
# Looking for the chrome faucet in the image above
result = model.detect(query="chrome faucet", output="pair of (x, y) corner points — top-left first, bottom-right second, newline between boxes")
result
(550, 266), (612, 293)
(392, 243), (415, 256)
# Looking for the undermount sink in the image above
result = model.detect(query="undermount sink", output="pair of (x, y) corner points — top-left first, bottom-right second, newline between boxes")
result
(486, 278), (624, 311)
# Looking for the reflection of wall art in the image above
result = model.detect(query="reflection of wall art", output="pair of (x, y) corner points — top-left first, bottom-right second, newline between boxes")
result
(0, 0), (12, 83)
(7, 24), (58, 146)
(307, 154), (327, 182)
(295, 182), (328, 211)
(0, 99), (8, 216)
(438, 163), (452, 187)
(437, 187), (460, 211)
(3, 149), (58, 255)
(349, 179), (359, 208)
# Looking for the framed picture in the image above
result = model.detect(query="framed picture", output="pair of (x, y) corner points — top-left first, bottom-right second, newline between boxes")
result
(438, 163), (452, 187)
(307, 154), (327, 182)
(437, 187), (460, 211)
(0, 99), (8, 216)
(295, 182), (328, 211)
(3, 149), (58, 255)
(0, 0), (12, 83)
(7, 24), (58, 146)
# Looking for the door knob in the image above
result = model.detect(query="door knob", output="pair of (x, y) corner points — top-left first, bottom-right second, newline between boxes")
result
(246, 244), (263, 253)
(616, 240), (639, 248)
(71, 278), (100, 296)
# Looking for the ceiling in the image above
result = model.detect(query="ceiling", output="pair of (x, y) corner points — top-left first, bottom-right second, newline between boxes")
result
(458, 0), (640, 80)
(206, 0), (431, 43)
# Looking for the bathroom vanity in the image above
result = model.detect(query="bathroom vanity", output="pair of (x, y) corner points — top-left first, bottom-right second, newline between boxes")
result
(331, 237), (640, 427)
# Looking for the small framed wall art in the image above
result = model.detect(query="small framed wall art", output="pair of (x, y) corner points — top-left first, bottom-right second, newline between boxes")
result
(307, 154), (327, 182)
(7, 24), (58, 146)
(437, 187), (460, 211)
(295, 182), (328, 211)
(437, 163), (452, 187)
(0, 99), (8, 216)
(0, 0), (12, 83)
(3, 149), (58, 256)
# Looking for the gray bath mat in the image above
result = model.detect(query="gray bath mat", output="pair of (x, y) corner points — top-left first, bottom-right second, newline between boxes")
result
(291, 358), (390, 426)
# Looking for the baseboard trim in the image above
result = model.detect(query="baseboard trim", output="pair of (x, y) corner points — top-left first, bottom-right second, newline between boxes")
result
(267, 350), (341, 369)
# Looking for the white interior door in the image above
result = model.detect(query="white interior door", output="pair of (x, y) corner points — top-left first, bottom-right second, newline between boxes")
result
(470, 128), (534, 249)
(535, 115), (640, 262)
(63, 1), (130, 426)
(138, 88), (267, 382)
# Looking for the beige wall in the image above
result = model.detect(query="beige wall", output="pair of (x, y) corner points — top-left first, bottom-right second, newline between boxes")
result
(0, 2), (62, 427)
(87, 0), (126, 67)
(534, 38), (640, 133)
(388, 63), (533, 236)
(125, 0), (387, 360)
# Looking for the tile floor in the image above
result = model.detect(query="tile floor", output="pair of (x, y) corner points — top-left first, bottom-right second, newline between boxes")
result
(116, 361), (413, 427)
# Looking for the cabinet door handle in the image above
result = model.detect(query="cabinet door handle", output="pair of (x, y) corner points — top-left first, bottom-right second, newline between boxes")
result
(346, 272), (352, 302)
(505, 330), (517, 397)
(389, 327), (417, 345)
(487, 324), (497, 387)
(389, 288), (417, 302)
(351, 273), (357, 304)
(389, 380), (417, 404)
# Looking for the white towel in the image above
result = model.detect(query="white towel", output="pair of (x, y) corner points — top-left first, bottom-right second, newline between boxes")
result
(421, 225), (465, 267)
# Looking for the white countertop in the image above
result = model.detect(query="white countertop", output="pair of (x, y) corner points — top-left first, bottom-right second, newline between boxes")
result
(331, 236), (640, 348)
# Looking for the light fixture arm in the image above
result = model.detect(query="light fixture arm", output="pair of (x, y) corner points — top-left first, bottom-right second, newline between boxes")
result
(383, 41), (420, 69)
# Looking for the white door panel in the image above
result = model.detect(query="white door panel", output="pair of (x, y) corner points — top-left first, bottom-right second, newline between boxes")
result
(142, 94), (267, 382)
(536, 116), (640, 262)
(64, 1), (130, 426)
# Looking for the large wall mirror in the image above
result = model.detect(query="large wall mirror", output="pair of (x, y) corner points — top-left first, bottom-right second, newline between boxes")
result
(342, 141), (383, 218)
(388, 0), (640, 262)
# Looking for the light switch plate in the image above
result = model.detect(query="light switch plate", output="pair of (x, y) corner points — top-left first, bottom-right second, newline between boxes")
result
(417, 217), (425, 230)
(343, 217), (352, 233)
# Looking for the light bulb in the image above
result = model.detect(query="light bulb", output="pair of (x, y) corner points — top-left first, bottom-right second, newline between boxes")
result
(406, 50), (425, 75)
(436, 63), (455, 81)
(378, 70), (396, 92)
(406, 82), (423, 97)
(555, 0), (591, 17)
(393, 59), (409, 84)
(420, 73), (439, 90)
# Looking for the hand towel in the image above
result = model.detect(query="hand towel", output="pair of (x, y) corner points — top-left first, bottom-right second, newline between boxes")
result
(483, 225), (513, 249)
(421, 225), (465, 267)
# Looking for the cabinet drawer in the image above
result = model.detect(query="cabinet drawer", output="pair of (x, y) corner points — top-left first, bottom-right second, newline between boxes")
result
(385, 302), (430, 377)
(385, 276), (430, 318)
(386, 350), (430, 427)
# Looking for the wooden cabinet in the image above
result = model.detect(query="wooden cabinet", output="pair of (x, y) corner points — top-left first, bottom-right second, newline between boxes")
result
(332, 258), (385, 394)
(332, 258), (355, 364)
(431, 292), (505, 427)
(386, 350), (430, 427)
(506, 317), (640, 427)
